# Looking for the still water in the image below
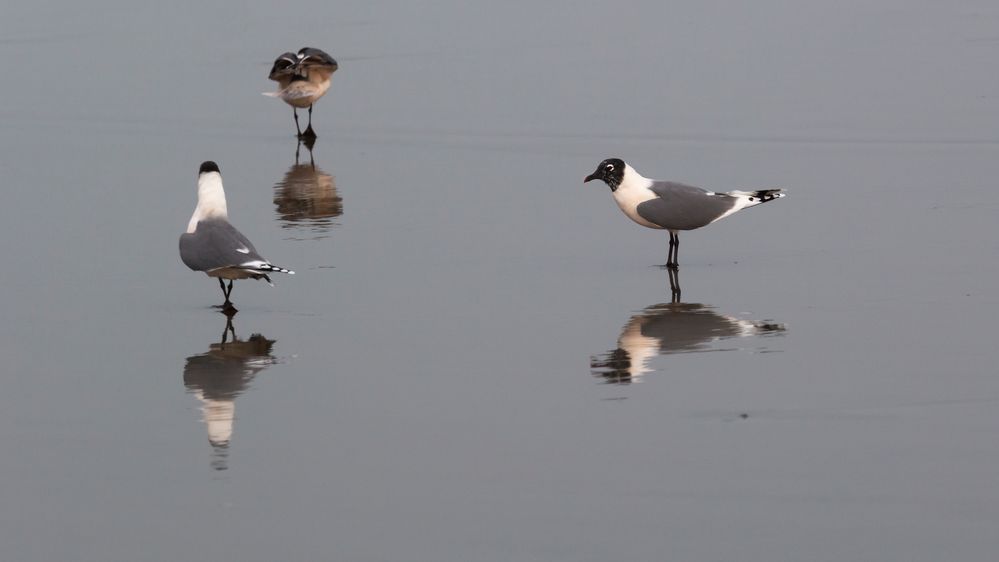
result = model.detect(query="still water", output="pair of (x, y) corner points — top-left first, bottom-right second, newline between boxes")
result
(1, 1), (998, 561)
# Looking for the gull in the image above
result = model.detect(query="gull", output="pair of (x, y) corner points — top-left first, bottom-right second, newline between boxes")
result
(584, 158), (785, 268)
(180, 161), (294, 310)
(265, 47), (339, 139)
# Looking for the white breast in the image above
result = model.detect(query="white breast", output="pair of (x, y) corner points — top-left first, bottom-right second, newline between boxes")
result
(610, 166), (664, 230)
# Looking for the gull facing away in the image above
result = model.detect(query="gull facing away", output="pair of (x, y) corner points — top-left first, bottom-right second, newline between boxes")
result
(584, 158), (785, 268)
(265, 47), (339, 139)
(180, 161), (294, 311)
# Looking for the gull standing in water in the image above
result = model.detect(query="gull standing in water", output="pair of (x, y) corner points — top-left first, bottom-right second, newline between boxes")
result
(180, 161), (294, 311)
(584, 158), (785, 268)
(265, 47), (339, 139)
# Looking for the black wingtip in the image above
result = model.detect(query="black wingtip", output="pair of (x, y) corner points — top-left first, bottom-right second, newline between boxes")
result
(199, 161), (221, 175)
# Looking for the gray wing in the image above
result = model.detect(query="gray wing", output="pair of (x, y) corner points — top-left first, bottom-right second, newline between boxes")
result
(179, 219), (265, 273)
(636, 181), (738, 230)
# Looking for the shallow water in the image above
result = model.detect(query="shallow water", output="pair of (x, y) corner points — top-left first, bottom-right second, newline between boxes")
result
(2, 1), (999, 561)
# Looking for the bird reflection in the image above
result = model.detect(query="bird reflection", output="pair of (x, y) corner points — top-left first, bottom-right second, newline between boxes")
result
(592, 271), (784, 384)
(273, 139), (342, 233)
(183, 311), (276, 470)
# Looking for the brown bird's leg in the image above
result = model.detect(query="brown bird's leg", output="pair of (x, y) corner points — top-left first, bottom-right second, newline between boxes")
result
(293, 108), (303, 137)
(302, 104), (317, 139)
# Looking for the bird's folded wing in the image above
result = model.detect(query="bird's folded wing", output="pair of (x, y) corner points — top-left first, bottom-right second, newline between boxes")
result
(637, 181), (738, 230)
(180, 219), (264, 272)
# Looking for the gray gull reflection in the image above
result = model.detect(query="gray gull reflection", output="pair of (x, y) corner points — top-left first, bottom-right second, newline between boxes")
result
(592, 294), (785, 385)
(183, 312), (276, 470)
(274, 141), (342, 234)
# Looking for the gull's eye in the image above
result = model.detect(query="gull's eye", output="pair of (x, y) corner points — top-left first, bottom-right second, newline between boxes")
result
(604, 164), (614, 172)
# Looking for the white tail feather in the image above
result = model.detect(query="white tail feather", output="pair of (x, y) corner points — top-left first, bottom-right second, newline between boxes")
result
(711, 189), (785, 223)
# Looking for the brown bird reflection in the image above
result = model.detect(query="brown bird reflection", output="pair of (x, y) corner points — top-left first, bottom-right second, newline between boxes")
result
(183, 312), (276, 470)
(591, 297), (785, 385)
(273, 140), (342, 232)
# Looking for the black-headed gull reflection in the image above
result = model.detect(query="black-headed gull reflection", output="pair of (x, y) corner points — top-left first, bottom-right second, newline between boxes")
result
(592, 302), (784, 384)
(183, 313), (276, 470)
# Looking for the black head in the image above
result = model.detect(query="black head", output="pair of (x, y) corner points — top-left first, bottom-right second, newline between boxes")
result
(584, 158), (626, 191)
(199, 161), (220, 175)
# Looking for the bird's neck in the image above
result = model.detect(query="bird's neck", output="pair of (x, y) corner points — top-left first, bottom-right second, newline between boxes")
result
(187, 173), (228, 233)
(616, 164), (652, 193)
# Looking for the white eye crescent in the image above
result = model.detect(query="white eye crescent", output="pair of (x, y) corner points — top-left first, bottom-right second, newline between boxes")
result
(604, 164), (614, 171)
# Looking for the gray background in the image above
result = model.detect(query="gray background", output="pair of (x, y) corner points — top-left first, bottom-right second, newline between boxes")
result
(1, 1), (998, 560)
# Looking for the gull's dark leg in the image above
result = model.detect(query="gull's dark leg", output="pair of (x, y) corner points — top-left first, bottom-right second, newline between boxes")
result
(215, 278), (238, 312)
(293, 108), (303, 137)
(666, 231), (678, 269)
(294, 139), (301, 164)
(668, 267), (681, 303)
(667, 232), (674, 268)
(303, 104), (317, 139)
(672, 232), (680, 269)
(221, 280), (237, 312)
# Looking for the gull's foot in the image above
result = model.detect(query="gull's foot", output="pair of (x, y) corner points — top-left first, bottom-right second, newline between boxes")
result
(218, 301), (238, 314)
(300, 125), (317, 140)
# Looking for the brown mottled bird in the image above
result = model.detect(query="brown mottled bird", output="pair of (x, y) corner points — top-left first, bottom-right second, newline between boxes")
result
(265, 47), (339, 138)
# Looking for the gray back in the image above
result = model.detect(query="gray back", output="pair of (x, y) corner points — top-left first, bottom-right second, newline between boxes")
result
(179, 219), (263, 272)
(637, 181), (738, 231)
